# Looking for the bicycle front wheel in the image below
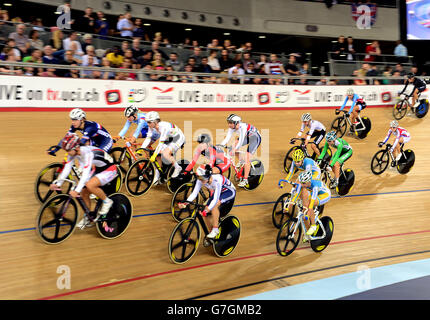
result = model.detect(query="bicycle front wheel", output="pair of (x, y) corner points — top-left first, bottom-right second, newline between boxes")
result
(330, 117), (347, 138)
(393, 100), (407, 120)
(276, 218), (302, 257)
(34, 162), (73, 203)
(168, 217), (201, 264)
(272, 193), (294, 229)
(125, 159), (154, 197)
(371, 150), (389, 175)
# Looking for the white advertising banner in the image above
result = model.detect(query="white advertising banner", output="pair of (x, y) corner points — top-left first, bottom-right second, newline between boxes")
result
(0, 75), (412, 110)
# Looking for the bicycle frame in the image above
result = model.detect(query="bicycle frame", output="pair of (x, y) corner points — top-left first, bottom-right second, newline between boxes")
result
(338, 110), (366, 133)
(290, 138), (318, 157)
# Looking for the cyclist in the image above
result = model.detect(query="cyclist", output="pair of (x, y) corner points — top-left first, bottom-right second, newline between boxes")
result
(183, 133), (231, 176)
(117, 105), (159, 147)
(178, 165), (236, 239)
(378, 120), (411, 167)
(47, 108), (113, 156)
(220, 114), (261, 188)
(338, 88), (367, 132)
(283, 149), (321, 184)
(49, 133), (118, 229)
(317, 130), (353, 188)
(399, 73), (426, 111)
(295, 112), (326, 157)
(140, 111), (186, 181)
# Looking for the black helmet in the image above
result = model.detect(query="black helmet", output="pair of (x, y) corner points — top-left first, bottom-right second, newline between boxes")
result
(197, 133), (211, 144)
(196, 164), (212, 179)
(407, 73), (415, 79)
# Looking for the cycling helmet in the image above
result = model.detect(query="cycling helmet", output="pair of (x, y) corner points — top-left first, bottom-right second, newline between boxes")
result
(390, 120), (399, 129)
(146, 111), (160, 122)
(197, 133), (211, 144)
(407, 73), (415, 79)
(292, 149), (305, 162)
(124, 105), (139, 117)
(326, 130), (337, 142)
(226, 114), (241, 124)
(301, 113), (311, 122)
(196, 164), (212, 179)
(298, 171), (312, 184)
(61, 133), (80, 151)
(69, 108), (86, 120)
(346, 88), (354, 96)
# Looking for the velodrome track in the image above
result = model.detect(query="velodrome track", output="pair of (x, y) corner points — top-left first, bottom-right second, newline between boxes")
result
(0, 107), (429, 299)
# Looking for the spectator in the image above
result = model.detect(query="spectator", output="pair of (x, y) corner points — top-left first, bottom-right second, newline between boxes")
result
(31, 18), (45, 32)
(0, 47), (23, 75)
(81, 34), (94, 55)
(181, 64), (195, 82)
(245, 62), (257, 84)
(188, 47), (204, 67)
(106, 46), (124, 67)
(68, 42), (83, 63)
(391, 71), (403, 85)
(151, 52), (165, 70)
(244, 42), (253, 52)
(394, 40), (408, 63)
(392, 63), (406, 77)
(49, 28), (64, 51)
(346, 36), (355, 61)
(382, 66), (393, 84)
(186, 57), (198, 71)
(137, 50), (152, 68)
(23, 49), (43, 76)
(150, 41), (169, 61)
(131, 38), (144, 60)
(59, 50), (79, 77)
(228, 62), (245, 83)
(285, 54), (300, 76)
(199, 57), (213, 73)
(67, 63), (80, 78)
(8, 24), (30, 54)
(153, 32), (162, 42)
(133, 18), (147, 40)
(82, 56), (99, 78)
(300, 62), (310, 75)
(166, 52), (183, 72)
(364, 40), (381, 62)
(223, 39), (236, 53)
(179, 37), (192, 49)
(63, 31), (83, 55)
(352, 69), (366, 85)
(411, 65), (419, 75)
(207, 50), (221, 72)
(95, 11), (110, 39)
(28, 30), (44, 51)
(315, 77), (328, 85)
(120, 40), (130, 55)
(162, 37), (172, 48)
(332, 35), (347, 60)
(117, 12), (134, 38)
(207, 38), (223, 51)
(265, 53), (286, 85)
(123, 49), (138, 68)
(366, 64), (380, 84)
(82, 45), (99, 66)
(0, 9), (10, 25)
(165, 65), (179, 82)
(100, 58), (115, 80)
(117, 58), (137, 80)
(77, 7), (96, 33)
(242, 51), (257, 71)
(219, 49), (235, 71)
(5, 38), (21, 61)
(257, 54), (268, 69)
(42, 45), (60, 64)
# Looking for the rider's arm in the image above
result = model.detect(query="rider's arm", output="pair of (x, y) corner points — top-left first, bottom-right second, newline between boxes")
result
(348, 94), (358, 114)
(297, 123), (305, 137)
(235, 124), (247, 152)
(290, 183), (302, 203)
(75, 151), (94, 193)
(186, 179), (202, 203)
(140, 128), (154, 149)
(133, 118), (148, 139)
(399, 80), (408, 95)
(220, 128), (234, 146)
(209, 146), (217, 167)
(54, 155), (74, 187)
(317, 142), (328, 160)
(285, 163), (296, 182)
(391, 129), (400, 151)
(382, 129), (392, 145)
(152, 126), (168, 158)
(118, 120), (131, 138)
(184, 145), (203, 172)
(309, 186), (319, 210)
(339, 96), (348, 111)
(207, 181), (222, 211)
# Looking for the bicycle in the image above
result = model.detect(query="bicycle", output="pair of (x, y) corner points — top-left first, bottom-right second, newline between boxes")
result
(109, 137), (146, 181)
(319, 159), (355, 196)
(124, 147), (189, 196)
(35, 179), (133, 244)
(218, 145), (264, 191)
(393, 92), (429, 120)
(272, 179), (325, 229)
(35, 147), (123, 203)
(331, 109), (371, 139)
(275, 181), (334, 256)
(168, 200), (241, 264)
(370, 143), (415, 175)
(283, 138), (331, 174)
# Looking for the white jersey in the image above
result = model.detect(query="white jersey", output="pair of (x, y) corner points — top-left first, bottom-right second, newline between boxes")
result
(221, 122), (259, 151)
(187, 175), (235, 211)
(298, 120), (326, 138)
(141, 121), (184, 152)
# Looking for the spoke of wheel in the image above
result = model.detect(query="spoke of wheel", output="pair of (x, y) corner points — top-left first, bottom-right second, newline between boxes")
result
(41, 218), (57, 229)
(54, 219), (61, 240)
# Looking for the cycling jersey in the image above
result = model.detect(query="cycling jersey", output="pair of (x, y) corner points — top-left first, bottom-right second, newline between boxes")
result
(221, 122), (261, 153)
(286, 157), (321, 182)
(319, 138), (353, 167)
(400, 78), (426, 95)
(185, 145), (230, 173)
(187, 175), (236, 211)
(65, 120), (113, 153)
(291, 179), (331, 210)
(141, 121), (185, 155)
(118, 112), (157, 140)
(383, 127), (411, 151)
(55, 146), (117, 193)
(340, 93), (366, 113)
(298, 120), (326, 138)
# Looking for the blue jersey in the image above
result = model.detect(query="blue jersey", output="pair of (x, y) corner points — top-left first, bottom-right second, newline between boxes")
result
(292, 178), (331, 209)
(68, 120), (113, 152)
(340, 94), (365, 113)
(286, 157), (321, 182)
(118, 112), (150, 139)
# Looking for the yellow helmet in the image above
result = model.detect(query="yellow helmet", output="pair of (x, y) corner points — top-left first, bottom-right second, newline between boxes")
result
(292, 149), (305, 162)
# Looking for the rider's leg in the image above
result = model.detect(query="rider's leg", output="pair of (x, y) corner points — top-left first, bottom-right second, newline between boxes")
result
(310, 142), (320, 157)
(80, 187), (92, 211)
(412, 88), (418, 108)
(394, 137), (404, 161)
(351, 105), (360, 125)
(332, 161), (340, 184)
(205, 201), (221, 239)
(86, 176), (113, 216)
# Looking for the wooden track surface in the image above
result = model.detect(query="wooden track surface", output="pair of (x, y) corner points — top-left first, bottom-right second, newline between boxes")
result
(1, 107), (430, 300)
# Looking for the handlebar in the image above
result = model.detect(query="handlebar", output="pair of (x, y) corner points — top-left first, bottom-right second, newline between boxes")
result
(52, 178), (77, 191)
(179, 200), (206, 211)
(290, 137), (316, 146)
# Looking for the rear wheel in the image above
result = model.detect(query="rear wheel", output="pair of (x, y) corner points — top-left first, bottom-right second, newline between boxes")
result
(96, 193), (133, 239)
(109, 147), (132, 181)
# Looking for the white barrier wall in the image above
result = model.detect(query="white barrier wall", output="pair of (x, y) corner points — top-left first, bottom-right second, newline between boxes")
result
(0, 75), (408, 110)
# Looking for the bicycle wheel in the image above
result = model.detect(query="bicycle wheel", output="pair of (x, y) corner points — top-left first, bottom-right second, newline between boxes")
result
(244, 159), (264, 190)
(310, 216), (334, 253)
(109, 147), (132, 181)
(96, 193), (133, 239)
(166, 159), (191, 193)
(125, 159), (154, 197)
(276, 218), (302, 257)
(34, 162), (73, 203)
(355, 116), (371, 139)
(371, 150), (389, 175)
(213, 215), (241, 258)
(272, 193), (295, 229)
(283, 146), (300, 173)
(415, 100), (429, 118)
(393, 100), (407, 120)
(168, 217), (201, 264)
(171, 182), (199, 222)
(330, 117), (347, 138)
(36, 194), (78, 244)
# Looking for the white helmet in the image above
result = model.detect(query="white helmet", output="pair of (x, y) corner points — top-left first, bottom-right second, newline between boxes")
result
(301, 113), (311, 122)
(227, 114), (241, 124)
(298, 171), (312, 184)
(346, 88), (354, 96)
(146, 111), (160, 122)
(69, 108), (86, 120)
(124, 105), (139, 117)
(390, 120), (399, 129)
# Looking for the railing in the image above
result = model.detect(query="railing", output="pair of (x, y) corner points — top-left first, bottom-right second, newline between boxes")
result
(0, 60), (414, 85)
(297, 0), (397, 8)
